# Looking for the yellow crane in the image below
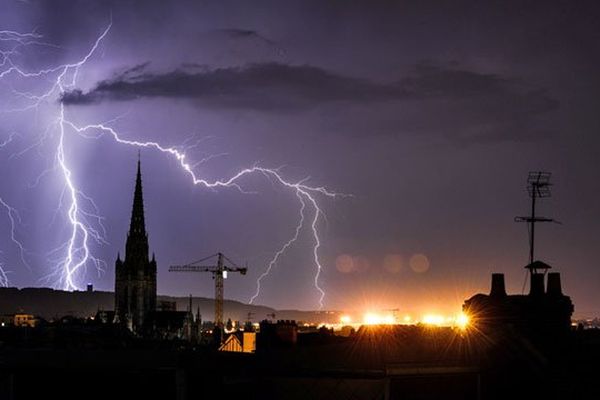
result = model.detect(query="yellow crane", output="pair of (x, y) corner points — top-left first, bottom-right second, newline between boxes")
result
(169, 252), (247, 327)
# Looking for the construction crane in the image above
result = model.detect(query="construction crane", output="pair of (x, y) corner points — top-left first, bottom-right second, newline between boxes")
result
(169, 252), (247, 328)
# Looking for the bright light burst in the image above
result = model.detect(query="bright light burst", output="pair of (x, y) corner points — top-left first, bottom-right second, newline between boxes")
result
(422, 312), (470, 329)
(363, 312), (396, 325)
(421, 314), (446, 326)
(0, 21), (341, 308)
(455, 312), (470, 329)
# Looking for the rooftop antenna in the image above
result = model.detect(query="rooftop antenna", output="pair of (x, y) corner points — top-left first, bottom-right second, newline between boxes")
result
(515, 171), (558, 276)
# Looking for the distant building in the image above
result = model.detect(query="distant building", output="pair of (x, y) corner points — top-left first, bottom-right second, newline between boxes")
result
(257, 320), (298, 351)
(157, 301), (177, 312)
(219, 331), (256, 353)
(14, 313), (38, 327)
(114, 157), (157, 333)
(150, 298), (202, 341)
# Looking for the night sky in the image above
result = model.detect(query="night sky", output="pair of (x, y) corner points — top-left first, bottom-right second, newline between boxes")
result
(1, 1), (599, 316)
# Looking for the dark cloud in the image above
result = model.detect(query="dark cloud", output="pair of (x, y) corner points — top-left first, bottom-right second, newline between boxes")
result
(213, 28), (277, 45)
(61, 62), (558, 142)
(61, 62), (401, 109)
(64, 62), (556, 107)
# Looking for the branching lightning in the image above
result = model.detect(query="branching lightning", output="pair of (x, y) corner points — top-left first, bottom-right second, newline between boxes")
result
(65, 119), (338, 308)
(249, 191), (306, 304)
(0, 197), (29, 269)
(0, 21), (339, 308)
(0, 262), (8, 288)
(1, 23), (112, 290)
(1, 131), (26, 285)
(0, 132), (16, 148)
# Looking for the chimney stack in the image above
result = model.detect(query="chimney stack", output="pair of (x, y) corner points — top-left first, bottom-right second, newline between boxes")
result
(529, 273), (545, 296)
(546, 272), (563, 296)
(490, 273), (507, 297)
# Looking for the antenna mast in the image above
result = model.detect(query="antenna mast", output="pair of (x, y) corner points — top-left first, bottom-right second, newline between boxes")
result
(515, 171), (556, 274)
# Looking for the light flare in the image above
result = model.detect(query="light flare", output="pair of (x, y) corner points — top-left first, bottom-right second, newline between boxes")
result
(421, 313), (470, 328)
(421, 314), (445, 326)
(456, 312), (470, 330)
(363, 312), (396, 325)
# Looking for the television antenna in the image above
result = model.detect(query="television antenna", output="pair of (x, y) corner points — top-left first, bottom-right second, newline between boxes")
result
(514, 172), (559, 275)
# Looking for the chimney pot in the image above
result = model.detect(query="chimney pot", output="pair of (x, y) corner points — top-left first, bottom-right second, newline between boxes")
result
(530, 273), (545, 296)
(547, 272), (563, 296)
(490, 273), (507, 297)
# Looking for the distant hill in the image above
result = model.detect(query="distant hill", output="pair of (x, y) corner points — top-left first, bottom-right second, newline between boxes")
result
(0, 287), (276, 322)
(0, 287), (345, 323)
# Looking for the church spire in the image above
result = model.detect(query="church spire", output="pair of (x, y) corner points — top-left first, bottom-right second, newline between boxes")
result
(129, 155), (146, 237)
(115, 152), (157, 334)
(125, 155), (149, 264)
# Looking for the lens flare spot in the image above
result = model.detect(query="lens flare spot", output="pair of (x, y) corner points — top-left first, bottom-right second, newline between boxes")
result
(409, 253), (430, 273)
(335, 254), (354, 273)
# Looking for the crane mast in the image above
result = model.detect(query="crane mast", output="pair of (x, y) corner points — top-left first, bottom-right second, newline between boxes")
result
(169, 252), (247, 328)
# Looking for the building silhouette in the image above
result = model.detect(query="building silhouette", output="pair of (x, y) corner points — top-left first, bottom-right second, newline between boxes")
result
(463, 262), (574, 337)
(114, 157), (157, 332)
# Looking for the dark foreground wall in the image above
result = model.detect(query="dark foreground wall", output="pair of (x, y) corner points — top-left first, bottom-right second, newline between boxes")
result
(0, 328), (598, 400)
(0, 349), (481, 400)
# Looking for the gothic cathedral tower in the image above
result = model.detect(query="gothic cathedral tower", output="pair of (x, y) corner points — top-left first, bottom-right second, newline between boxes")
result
(115, 157), (157, 332)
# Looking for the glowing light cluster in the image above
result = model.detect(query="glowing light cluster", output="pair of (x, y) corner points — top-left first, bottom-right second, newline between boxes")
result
(421, 314), (446, 326)
(362, 312), (396, 325)
(0, 22), (340, 308)
(421, 312), (470, 329)
(455, 312), (470, 329)
(330, 311), (470, 329)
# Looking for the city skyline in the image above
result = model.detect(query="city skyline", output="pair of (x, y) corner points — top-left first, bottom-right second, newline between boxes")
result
(1, 1), (599, 316)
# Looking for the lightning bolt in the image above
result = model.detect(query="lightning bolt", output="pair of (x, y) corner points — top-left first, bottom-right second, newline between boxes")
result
(0, 197), (29, 269)
(1, 21), (340, 309)
(0, 197), (27, 286)
(0, 132), (27, 285)
(0, 263), (8, 288)
(249, 190), (306, 304)
(65, 120), (338, 308)
(1, 23), (111, 290)
(0, 132), (16, 148)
